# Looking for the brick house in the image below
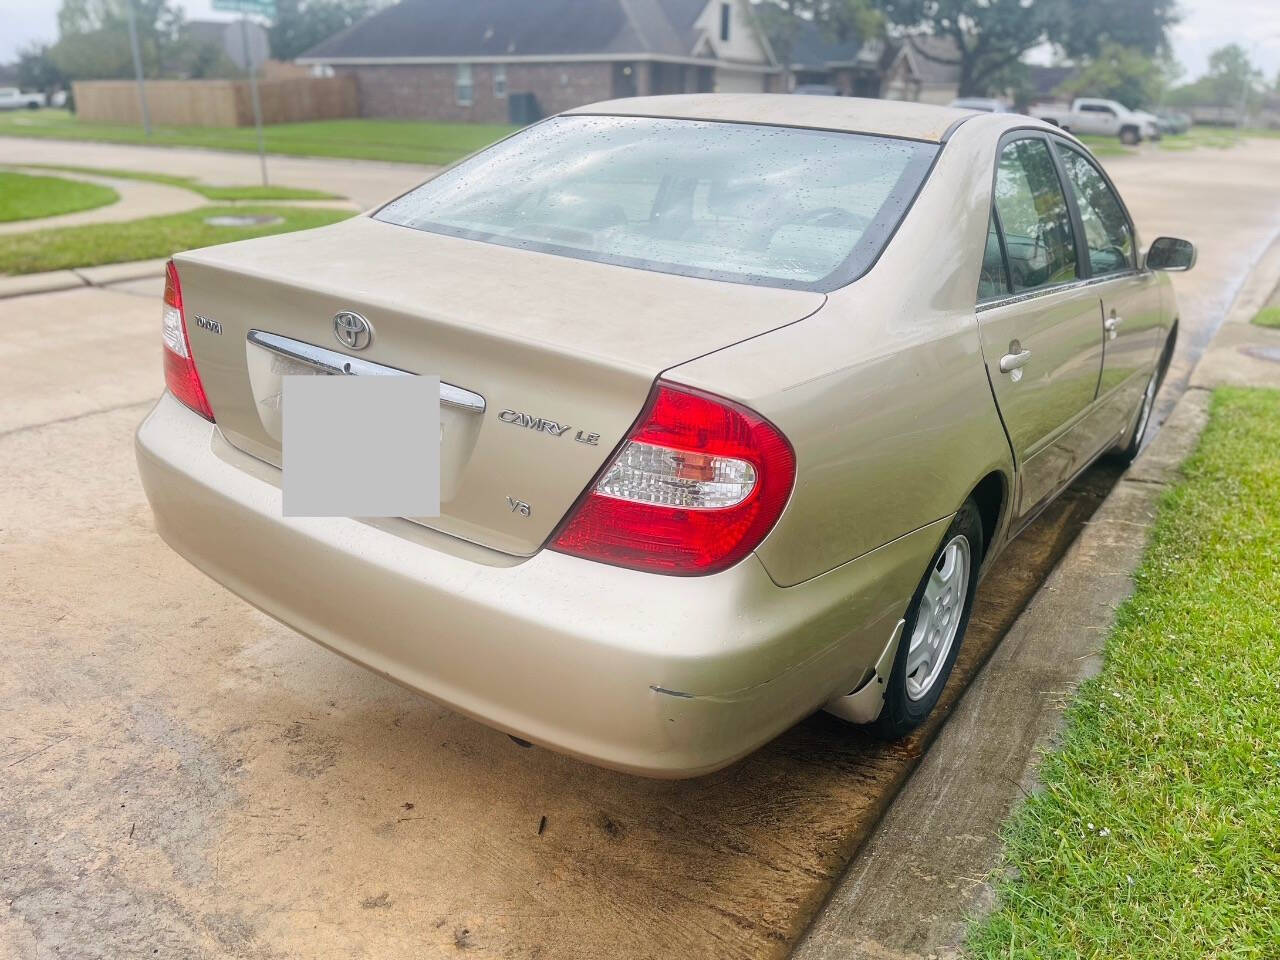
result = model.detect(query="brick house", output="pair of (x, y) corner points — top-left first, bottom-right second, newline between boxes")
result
(296, 0), (780, 123)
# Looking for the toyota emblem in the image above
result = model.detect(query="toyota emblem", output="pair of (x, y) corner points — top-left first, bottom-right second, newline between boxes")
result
(332, 311), (373, 350)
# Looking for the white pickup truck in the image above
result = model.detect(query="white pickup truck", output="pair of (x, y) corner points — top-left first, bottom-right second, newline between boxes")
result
(1033, 97), (1159, 145)
(0, 87), (47, 111)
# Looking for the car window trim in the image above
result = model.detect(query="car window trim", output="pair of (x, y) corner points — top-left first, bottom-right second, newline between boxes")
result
(1048, 135), (1141, 275)
(976, 272), (1130, 312)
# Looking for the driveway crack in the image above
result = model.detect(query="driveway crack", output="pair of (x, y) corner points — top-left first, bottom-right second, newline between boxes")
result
(0, 398), (155, 440)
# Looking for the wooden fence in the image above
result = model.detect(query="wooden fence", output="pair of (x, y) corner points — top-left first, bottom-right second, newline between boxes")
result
(72, 76), (358, 127)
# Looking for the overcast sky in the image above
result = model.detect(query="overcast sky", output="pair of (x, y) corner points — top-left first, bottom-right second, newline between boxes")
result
(2, 0), (1280, 85)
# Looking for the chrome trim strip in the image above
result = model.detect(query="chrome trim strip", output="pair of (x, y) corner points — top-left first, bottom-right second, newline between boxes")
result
(976, 270), (1140, 313)
(247, 329), (486, 413)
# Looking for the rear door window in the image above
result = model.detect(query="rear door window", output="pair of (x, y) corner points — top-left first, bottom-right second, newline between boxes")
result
(992, 137), (1078, 292)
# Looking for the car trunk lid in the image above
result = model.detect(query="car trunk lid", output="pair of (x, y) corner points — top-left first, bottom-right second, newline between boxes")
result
(173, 216), (825, 555)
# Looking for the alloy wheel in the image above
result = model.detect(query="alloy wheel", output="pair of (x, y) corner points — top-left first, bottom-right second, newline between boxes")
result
(904, 534), (972, 701)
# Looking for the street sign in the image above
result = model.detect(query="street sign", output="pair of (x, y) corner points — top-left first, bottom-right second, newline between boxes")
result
(223, 20), (269, 72)
(212, 0), (276, 17)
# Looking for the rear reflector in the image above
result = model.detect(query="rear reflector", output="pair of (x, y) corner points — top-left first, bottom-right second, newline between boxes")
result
(161, 259), (214, 422)
(550, 382), (795, 575)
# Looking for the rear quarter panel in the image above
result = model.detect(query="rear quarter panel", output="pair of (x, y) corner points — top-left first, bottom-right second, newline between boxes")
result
(667, 116), (1018, 587)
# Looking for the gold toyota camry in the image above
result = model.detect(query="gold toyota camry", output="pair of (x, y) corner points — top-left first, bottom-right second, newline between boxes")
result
(136, 95), (1194, 777)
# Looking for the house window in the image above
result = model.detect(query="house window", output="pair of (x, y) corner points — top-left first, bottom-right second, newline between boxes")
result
(493, 64), (507, 98)
(720, 2), (731, 42)
(455, 63), (473, 106)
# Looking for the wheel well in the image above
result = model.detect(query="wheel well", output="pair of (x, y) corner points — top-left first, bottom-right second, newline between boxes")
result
(969, 472), (1006, 557)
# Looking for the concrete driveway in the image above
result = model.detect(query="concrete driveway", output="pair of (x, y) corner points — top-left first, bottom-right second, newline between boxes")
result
(3, 137), (1279, 960)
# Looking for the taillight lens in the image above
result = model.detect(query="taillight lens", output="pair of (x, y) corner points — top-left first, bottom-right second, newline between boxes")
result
(161, 259), (214, 421)
(550, 382), (796, 575)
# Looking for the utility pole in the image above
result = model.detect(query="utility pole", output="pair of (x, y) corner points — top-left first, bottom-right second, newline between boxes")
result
(125, 0), (152, 136)
(239, 13), (269, 186)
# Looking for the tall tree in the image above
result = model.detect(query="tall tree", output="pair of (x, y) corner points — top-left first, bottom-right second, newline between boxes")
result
(1057, 44), (1169, 108)
(14, 44), (68, 95)
(877, 0), (1061, 97)
(51, 0), (185, 79)
(268, 0), (374, 62)
(1166, 44), (1265, 109)
(1053, 0), (1178, 59)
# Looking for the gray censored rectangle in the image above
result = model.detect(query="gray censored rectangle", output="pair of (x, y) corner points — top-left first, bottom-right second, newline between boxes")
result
(282, 375), (441, 518)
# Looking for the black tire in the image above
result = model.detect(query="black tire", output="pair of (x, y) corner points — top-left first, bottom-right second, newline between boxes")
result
(1114, 323), (1176, 464)
(871, 499), (984, 740)
(1120, 126), (1141, 145)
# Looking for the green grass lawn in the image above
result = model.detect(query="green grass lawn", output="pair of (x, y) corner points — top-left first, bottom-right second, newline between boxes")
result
(967, 387), (1280, 959)
(0, 170), (119, 223)
(4, 163), (340, 201)
(0, 110), (515, 166)
(0, 205), (353, 275)
(1252, 306), (1280, 329)
(1076, 135), (1134, 157)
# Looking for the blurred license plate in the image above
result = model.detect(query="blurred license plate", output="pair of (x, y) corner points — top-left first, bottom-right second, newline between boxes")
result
(281, 374), (441, 518)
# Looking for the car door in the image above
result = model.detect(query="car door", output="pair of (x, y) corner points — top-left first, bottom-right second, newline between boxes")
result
(1053, 139), (1165, 442)
(1078, 103), (1116, 137)
(976, 134), (1105, 522)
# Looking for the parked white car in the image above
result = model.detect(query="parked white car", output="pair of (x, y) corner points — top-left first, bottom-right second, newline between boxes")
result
(1033, 98), (1158, 144)
(0, 87), (46, 110)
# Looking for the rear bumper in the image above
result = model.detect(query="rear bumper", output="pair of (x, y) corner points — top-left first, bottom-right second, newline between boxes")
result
(135, 393), (945, 777)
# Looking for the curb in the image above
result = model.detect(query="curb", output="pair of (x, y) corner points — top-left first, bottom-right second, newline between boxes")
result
(0, 258), (167, 300)
(795, 233), (1280, 960)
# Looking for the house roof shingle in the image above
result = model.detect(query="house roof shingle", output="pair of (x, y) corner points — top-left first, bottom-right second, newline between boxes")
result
(300, 0), (726, 62)
(901, 34), (962, 85)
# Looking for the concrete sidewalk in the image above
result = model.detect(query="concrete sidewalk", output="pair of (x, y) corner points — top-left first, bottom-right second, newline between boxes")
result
(795, 232), (1280, 960)
(0, 137), (434, 210)
(0, 168), (208, 235)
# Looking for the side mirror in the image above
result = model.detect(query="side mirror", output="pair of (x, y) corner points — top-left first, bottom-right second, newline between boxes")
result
(1146, 236), (1196, 272)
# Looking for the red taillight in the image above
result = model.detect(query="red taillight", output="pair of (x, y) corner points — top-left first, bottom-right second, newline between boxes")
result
(161, 259), (214, 421)
(550, 382), (796, 575)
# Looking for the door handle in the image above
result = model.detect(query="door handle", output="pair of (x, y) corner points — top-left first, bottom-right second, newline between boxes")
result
(999, 348), (1032, 373)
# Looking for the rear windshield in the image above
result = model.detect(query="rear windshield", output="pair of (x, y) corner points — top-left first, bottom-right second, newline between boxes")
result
(375, 115), (937, 291)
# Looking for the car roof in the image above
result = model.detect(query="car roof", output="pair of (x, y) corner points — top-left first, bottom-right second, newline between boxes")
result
(564, 94), (976, 143)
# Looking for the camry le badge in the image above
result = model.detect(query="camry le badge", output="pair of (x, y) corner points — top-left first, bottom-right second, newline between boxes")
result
(333, 311), (373, 350)
(499, 409), (599, 445)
